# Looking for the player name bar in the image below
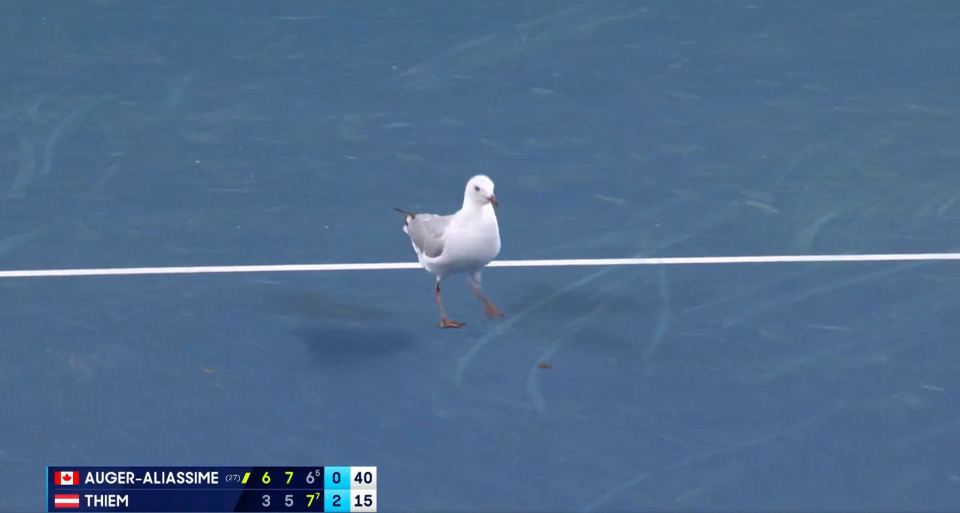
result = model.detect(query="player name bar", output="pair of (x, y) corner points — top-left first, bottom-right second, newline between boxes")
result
(47, 466), (377, 512)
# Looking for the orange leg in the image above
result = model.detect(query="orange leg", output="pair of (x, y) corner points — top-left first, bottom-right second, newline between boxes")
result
(435, 281), (465, 328)
(469, 272), (504, 318)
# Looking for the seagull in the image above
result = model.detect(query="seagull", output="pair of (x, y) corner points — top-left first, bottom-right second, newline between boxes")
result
(395, 175), (504, 328)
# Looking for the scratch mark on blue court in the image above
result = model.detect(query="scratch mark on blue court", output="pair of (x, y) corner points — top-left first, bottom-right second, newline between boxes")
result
(642, 268), (671, 359)
(40, 96), (117, 178)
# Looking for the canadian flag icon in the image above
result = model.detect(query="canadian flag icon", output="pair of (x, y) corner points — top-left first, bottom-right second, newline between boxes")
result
(54, 471), (79, 486)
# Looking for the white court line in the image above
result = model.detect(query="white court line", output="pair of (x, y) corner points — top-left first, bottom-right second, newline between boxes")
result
(0, 252), (959, 278)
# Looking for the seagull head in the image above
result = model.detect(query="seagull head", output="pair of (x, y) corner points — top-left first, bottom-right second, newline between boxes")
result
(464, 174), (498, 208)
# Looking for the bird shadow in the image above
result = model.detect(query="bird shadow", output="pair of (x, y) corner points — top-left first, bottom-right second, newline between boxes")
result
(244, 283), (411, 367)
(256, 283), (397, 323)
(295, 324), (415, 367)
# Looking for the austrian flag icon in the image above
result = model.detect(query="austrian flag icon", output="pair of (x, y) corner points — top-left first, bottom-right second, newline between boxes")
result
(53, 494), (80, 509)
(54, 471), (79, 486)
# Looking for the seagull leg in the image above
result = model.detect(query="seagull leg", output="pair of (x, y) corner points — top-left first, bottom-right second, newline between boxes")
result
(469, 271), (504, 318)
(435, 279), (465, 328)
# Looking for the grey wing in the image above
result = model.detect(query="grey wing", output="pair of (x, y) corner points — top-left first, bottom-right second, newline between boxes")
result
(405, 213), (452, 258)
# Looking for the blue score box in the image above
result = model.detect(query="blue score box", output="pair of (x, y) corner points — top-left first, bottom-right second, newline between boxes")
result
(46, 466), (376, 512)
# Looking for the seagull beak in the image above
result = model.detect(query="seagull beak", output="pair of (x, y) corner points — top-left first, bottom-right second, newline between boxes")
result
(488, 194), (498, 207)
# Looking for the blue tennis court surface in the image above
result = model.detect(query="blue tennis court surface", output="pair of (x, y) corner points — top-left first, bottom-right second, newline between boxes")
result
(3, 1), (960, 511)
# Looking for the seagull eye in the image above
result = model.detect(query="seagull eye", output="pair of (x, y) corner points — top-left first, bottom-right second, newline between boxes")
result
(474, 185), (480, 192)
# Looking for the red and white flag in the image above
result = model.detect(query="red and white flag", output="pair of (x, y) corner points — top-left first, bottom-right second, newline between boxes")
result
(54, 471), (79, 486)
(53, 494), (80, 509)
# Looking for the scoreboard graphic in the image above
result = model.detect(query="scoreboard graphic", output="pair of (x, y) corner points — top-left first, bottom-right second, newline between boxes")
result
(46, 467), (376, 512)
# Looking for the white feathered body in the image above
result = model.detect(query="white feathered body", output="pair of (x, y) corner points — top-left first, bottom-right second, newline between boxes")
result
(440, 204), (500, 275)
(405, 204), (500, 278)
(400, 174), (501, 281)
